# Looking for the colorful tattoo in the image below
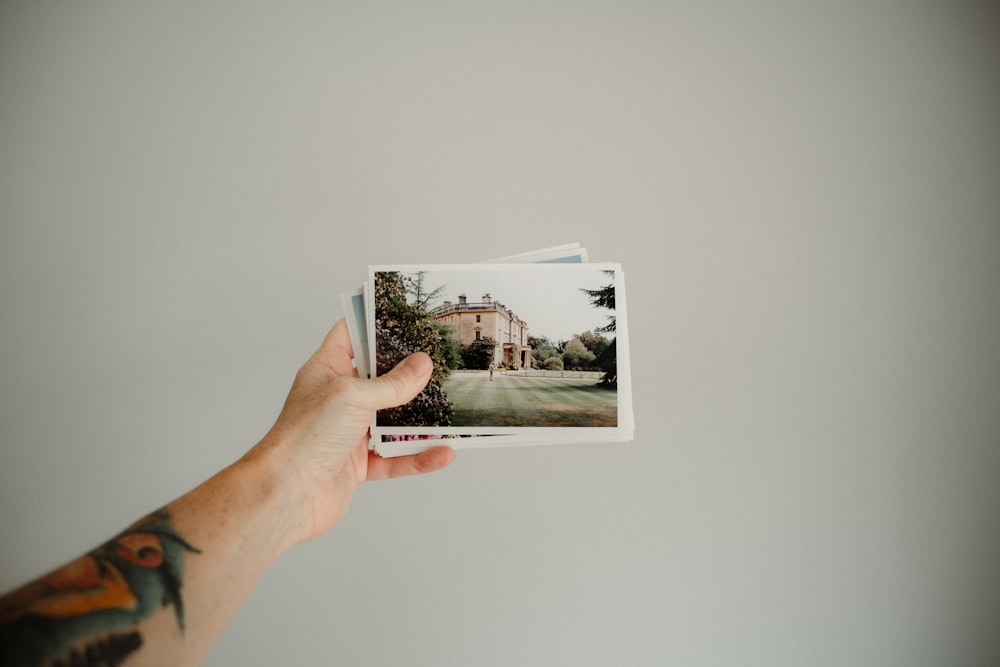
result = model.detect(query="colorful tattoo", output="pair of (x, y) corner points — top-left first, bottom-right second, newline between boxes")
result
(0, 508), (199, 667)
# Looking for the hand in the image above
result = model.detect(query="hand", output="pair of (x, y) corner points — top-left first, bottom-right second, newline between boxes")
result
(248, 320), (455, 543)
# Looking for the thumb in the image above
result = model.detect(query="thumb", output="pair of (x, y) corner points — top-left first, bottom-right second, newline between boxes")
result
(361, 352), (434, 411)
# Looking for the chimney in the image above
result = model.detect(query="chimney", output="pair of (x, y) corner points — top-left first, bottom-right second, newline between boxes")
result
(458, 294), (467, 305)
(482, 293), (491, 303)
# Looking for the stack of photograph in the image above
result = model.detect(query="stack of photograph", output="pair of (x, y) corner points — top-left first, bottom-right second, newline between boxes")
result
(341, 243), (633, 457)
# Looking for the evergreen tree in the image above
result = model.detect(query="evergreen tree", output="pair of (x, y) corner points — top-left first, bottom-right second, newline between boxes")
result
(581, 271), (618, 386)
(407, 271), (448, 310)
(580, 271), (616, 333)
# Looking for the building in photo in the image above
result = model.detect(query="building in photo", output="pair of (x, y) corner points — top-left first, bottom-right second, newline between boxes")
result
(431, 293), (532, 369)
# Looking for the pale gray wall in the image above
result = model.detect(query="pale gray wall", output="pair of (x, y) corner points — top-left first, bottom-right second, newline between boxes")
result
(2, 2), (998, 665)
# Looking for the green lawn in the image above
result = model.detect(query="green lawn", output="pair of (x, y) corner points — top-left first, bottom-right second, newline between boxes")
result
(443, 372), (617, 427)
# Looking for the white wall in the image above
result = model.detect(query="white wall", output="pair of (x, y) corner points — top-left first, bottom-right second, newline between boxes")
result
(2, 2), (998, 665)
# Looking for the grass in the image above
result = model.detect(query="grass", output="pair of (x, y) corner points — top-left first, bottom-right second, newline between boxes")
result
(443, 372), (617, 427)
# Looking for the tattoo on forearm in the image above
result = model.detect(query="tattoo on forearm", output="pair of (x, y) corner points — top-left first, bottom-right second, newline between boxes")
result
(0, 508), (200, 667)
(51, 631), (142, 667)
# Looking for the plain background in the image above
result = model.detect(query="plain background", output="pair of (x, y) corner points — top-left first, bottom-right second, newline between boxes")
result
(2, 2), (998, 665)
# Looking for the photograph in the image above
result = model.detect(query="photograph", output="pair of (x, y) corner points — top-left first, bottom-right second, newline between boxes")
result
(367, 263), (629, 436)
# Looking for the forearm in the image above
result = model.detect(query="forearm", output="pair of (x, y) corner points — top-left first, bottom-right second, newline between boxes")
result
(0, 321), (451, 666)
(0, 440), (317, 667)
(160, 444), (307, 665)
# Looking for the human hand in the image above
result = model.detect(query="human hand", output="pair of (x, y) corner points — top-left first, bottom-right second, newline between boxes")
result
(248, 320), (455, 543)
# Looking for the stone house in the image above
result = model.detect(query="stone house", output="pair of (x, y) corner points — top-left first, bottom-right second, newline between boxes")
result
(430, 293), (532, 369)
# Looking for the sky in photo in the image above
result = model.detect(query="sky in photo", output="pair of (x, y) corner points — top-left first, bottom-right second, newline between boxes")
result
(405, 266), (616, 343)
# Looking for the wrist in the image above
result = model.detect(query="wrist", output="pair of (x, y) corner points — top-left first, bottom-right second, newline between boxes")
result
(238, 431), (357, 547)
(224, 441), (312, 556)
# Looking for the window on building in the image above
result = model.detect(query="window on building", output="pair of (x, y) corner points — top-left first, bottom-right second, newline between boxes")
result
(476, 315), (481, 323)
(475, 331), (481, 340)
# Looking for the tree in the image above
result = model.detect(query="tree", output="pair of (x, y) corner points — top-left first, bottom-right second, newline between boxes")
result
(528, 335), (558, 368)
(581, 272), (618, 386)
(560, 337), (597, 370)
(581, 272), (616, 333)
(434, 322), (463, 370)
(527, 335), (549, 351)
(373, 271), (454, 426)
(592, 339), (617, 387)
(577, 330), (611, 358)
(460, 336), (496, 370)
(407, 271), (447, 310)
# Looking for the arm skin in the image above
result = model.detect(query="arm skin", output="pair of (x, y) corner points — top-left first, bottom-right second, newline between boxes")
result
(0, 319), (455, 667)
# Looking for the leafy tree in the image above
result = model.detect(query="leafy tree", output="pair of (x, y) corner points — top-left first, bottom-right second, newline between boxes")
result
(527, 335), (548, 350)
(528, 335), (559, 368)
(560, 337), (597, 370)
(434, 322), (463, 370)
(460, 336), (496, 370)
(577, 330), (611, 358)
(374, 271), (453, 426)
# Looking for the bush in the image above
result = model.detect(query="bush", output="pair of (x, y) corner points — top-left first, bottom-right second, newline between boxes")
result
(543, 356), (564, 371)
(374, 271), (454, 426)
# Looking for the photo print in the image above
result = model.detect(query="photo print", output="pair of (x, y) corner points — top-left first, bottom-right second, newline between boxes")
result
(366, 262), (631, 441)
